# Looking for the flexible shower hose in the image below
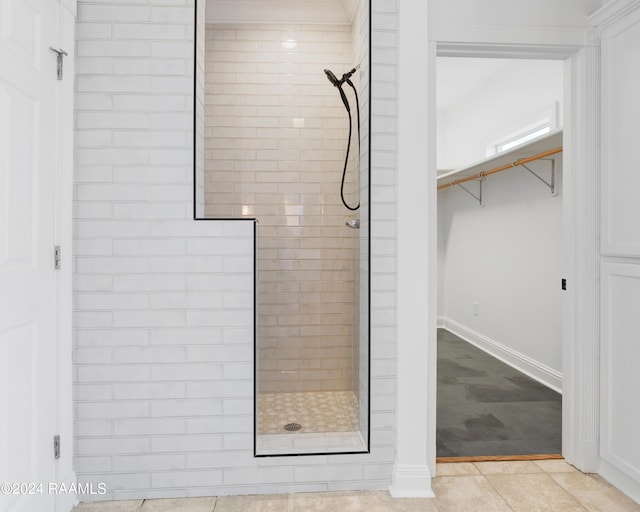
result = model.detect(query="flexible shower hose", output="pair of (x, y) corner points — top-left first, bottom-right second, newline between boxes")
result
(341, 79), (361, 211)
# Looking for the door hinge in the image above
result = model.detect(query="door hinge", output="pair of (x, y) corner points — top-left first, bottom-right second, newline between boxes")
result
(561, 278), (567, 291)
(49, 47), (68, 80)
(54, 245), (61, 270)
(53, 435), (60, 460)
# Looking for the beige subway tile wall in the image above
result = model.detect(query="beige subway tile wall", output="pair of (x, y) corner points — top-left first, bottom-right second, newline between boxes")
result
(204, 23), (362, 393)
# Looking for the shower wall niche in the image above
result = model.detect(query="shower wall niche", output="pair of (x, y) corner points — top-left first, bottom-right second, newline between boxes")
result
(200, 0), (370, 456)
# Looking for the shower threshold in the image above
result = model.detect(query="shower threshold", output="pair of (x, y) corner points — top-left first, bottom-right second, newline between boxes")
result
(256, 430), (366, 456)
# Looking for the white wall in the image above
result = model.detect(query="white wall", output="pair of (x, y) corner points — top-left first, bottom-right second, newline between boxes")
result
(439, 165), (564, 384)
(73, 0), (398, 500)
(430, 0), (603, 32)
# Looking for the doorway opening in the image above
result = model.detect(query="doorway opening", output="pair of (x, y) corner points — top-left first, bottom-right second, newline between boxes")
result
(436, 56), (565, 460)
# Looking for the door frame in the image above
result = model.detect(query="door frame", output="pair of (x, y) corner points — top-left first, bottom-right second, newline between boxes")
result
(428, 41), (601, 473)
(54, 1), (78, 509)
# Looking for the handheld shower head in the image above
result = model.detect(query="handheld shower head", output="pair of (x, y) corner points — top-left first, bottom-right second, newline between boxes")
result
(323, 66), (361, 212)
(324, 69), (340, 87)
(324, 68), (350, 112)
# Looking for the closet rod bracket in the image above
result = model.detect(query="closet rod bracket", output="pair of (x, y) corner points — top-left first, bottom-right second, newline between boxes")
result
(520, 160), (555, 195)
(457, 176), (484, 206)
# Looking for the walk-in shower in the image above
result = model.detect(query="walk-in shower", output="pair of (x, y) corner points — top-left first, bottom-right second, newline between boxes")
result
(194, 0), (371, 456)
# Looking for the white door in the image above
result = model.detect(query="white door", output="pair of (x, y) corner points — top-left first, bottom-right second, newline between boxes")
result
(0, 0), (60, 510)
(599, 3), (640, 500)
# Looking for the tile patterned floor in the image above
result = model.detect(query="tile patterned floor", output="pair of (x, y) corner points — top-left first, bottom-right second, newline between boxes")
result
(72, 461), (640, 511)
(257, 391), (359, 434)
(437, 328), (562, 457)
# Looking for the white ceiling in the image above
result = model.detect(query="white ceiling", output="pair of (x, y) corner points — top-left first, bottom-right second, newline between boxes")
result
(206, 0), (357, 25)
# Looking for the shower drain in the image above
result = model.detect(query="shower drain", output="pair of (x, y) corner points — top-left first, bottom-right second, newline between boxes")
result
(283, 422), (302, 432)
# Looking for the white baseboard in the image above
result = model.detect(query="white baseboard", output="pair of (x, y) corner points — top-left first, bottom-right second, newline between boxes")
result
(599, 459), (640, 506)
(389, 464), (435, 498)
(440, 318), (563, 393)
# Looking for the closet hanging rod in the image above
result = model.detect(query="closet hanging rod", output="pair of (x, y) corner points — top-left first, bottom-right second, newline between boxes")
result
(437, 146), (563, 191)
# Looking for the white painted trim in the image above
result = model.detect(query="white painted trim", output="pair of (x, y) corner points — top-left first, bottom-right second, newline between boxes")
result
(436, 41), (578, 60)
(432, 25), (587, 51)
(440, 319), (563, 393)
(560, 45), (601, 473)
(599, 459), (640, 505)
(600, 262), (640, 487)
(55, 5), (76, 510)
(432, 41), (601, 475)
(394, 0), (435, 498)
(426, 37), (439, 482)
(589, 0), (640, 29)
(598, 6), (640, 257)
(389, 464), (435, 499)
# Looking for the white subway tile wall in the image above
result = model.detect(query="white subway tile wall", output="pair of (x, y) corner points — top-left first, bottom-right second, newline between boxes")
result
(74, 0), (397, 500)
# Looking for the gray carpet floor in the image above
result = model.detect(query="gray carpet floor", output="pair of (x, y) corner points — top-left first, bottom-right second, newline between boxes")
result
(437, 328), (562, 458)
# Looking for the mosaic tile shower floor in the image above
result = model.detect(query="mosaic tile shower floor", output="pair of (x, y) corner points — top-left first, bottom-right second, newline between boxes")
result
(257, 390), (359, 434)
